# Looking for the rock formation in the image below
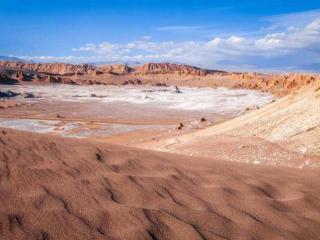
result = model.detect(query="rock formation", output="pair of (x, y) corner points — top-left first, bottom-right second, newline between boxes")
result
(1, 60), (319, 96)
(0, 72), (18, 84)
(227, 72), (319, 95)
(99, 64), (132, 75)
(0, 61), (95, 75)
(132, 62), (218, 76)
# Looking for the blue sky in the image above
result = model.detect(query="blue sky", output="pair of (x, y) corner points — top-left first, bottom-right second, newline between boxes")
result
(1, 0), (320, 71)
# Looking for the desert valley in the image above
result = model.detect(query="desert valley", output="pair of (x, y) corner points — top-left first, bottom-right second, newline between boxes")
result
(1, 60), (320, 240)
(1, 0), (320, 239)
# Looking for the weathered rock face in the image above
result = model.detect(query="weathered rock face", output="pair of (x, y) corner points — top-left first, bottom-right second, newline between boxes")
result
(0, 72), (18, 84)
(13, 71), (36, 81)
(133, 63), (217, 76)
(99, 64), (133, 75)
(0, 61), (95, 75)
(227, 72), (320, 95)
(0, 61), (217, 77)
(122, 79), (143, 85)
(96, 63), (215, 76)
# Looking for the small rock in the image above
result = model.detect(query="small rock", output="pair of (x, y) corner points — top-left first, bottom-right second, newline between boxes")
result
(24, 93), (36, 98)
(153, 82), (167, 87)
(0, 90), (20, 98)
(177, 122), (184, 130)
(200, 117), (207, 122)
(175, 86), (182, 94)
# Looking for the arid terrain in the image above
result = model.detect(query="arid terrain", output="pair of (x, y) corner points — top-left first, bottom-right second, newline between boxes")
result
(1, 61), (319, 96)
(1, 128), (320, 240)
(1, 61), (320, 240)
(136, 75), (320, 167)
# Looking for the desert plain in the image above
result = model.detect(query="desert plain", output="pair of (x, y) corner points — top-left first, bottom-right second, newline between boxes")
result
(0, 61), (320, 240)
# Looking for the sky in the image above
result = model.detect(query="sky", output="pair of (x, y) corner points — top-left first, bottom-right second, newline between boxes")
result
(1, 0), (320, 72)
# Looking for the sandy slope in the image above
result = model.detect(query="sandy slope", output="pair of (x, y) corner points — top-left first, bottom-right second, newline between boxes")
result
(191, 80), (320, 150)
(140, 80), (320, 163)
(1, 128), (320, 240)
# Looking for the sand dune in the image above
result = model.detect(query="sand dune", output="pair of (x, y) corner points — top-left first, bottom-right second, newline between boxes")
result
(1, 128), (320, 239)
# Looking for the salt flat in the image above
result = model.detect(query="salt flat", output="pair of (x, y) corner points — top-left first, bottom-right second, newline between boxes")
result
(0, 84), (273, 137)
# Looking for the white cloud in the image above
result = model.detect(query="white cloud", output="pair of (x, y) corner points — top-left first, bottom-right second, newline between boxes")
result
(20, 55), (81, 61)
(207, 37), (222, 47)
(21, 12), (320, 72)
(72, 43), (96, 52)
(263, 9), (320, 30)
(306, 18), (320, 30)
(142, 35), (152, 40)
(227, 36), (246, 44)
(71, 16), (320, 57)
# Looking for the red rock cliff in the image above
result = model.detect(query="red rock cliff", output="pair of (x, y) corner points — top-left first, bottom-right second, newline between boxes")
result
(0, 61), (95, 76)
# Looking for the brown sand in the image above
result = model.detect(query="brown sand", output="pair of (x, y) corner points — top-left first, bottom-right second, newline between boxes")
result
(1, 128), (320, 240)
(0, 99), (21, 109)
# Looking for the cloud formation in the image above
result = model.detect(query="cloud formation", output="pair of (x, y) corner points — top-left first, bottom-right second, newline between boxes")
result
(21, 11), (320, 72)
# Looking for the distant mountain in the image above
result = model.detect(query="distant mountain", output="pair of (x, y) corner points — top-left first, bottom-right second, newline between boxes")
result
(0, 56), (25, 62)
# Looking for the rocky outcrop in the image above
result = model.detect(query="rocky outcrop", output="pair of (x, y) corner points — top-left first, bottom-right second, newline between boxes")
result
(0, 61), (134, 76)
(96, 63), (215, 76)
(0, 61), (224, 76)
(122, 79), (143, 85)
(0, 61), (95, 75)
(0, 72), (18, 84)
(13, 71), (35, 81)
(227, 72), (320, 96)
(133, 63), (220, 76)
(0, 90), (20, 98)
(0, 69), (74, 84)
(99, 64), (133, 75)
